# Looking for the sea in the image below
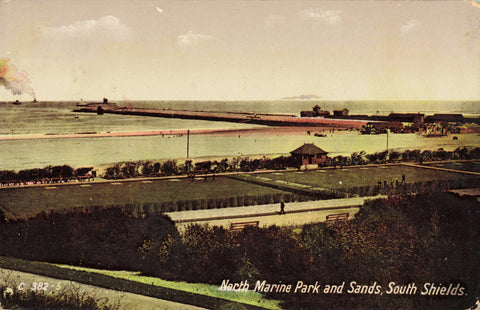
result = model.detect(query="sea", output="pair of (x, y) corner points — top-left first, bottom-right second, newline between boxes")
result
(0, 100), (479, 171)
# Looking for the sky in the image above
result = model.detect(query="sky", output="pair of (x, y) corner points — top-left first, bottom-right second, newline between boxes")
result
(0, 0), (479, 101)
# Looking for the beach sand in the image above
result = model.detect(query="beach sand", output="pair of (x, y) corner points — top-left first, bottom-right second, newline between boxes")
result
(0, 126), (338, 141)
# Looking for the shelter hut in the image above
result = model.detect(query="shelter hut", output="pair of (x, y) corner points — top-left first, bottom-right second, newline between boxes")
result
(290, 143), (328, 166)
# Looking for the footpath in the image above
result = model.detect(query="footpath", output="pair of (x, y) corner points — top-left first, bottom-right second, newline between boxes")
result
(166, 195), (387, 231)
(0, 267), (205, 310)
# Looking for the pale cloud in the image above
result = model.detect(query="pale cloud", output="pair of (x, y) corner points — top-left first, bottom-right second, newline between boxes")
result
(156, 6), (163, 13)
(177, 30), (214, 47)
(38, 16), (131, 59)
(42, 16), (131, 41)
(400, 19), (421, 36)
(298, 8), (342, 25)
(264, 14), (285, 29)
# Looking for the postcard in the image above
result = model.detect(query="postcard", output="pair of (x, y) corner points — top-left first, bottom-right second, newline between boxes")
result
(0, 0), (479, 309)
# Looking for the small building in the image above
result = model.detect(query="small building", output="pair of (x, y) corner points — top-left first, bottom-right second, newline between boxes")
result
(290, 143), (328, 166)
(361, 121), (403, 134)
(388, 113), (424, 126)
(425, 114), (465, 123)
(312, 105), (322, 114)
(300, 110), (318, 117)
(361, 121), (389, 134)
(300, 105), (331, 117)
(333, 108), (349, 117)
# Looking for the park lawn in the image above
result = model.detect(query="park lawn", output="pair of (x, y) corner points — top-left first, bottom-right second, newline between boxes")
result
(0, 177), (286, 220)
(257, 165), (479, 190)
(425, 160), (480, 173)
(54, 264), (282, 310)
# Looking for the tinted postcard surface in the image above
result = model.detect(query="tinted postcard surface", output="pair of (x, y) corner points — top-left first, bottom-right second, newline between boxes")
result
(0, 1), (479, 309)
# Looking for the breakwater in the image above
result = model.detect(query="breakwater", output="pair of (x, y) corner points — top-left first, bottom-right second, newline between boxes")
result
(73, 105), (369, 128)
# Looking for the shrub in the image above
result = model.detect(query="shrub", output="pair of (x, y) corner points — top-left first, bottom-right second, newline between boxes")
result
(199, 199), (208, 210)
(228, 197), (237, 208)
(207, 199), (216, 209)
(176, 200), (185, 211)
(236, 196), (245, 206)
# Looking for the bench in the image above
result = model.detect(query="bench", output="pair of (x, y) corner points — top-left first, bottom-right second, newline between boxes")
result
(230, 221), (259, 230)
(325, 213), (349, 223)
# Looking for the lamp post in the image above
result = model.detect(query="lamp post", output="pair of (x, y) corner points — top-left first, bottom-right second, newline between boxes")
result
(187, 129), (190, 158)
(386, 129), (390, 162)
(386, 128), (389, 152)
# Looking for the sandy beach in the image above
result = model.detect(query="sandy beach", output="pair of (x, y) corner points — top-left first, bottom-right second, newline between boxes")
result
(0, 126), (336, 141)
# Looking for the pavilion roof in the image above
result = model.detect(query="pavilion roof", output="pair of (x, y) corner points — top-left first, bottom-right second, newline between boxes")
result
(290, 143), (328, 155)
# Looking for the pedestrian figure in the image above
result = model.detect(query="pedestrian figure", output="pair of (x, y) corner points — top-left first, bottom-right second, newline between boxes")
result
(401, 174), (406, 184)
(280, 202), (286, 215)
(383, 180), (387, 188)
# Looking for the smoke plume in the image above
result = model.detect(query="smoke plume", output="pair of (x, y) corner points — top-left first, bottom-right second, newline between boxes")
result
(0, 59), (36, 99)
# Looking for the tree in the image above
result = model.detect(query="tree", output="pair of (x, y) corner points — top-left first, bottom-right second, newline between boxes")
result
(184, 160), (193, 173)
(141, 161), (154, 176)
(161, 160), (177, 176)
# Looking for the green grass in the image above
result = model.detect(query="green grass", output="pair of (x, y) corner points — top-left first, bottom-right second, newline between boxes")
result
(256, 165), (479, 190)
(54, 265), (281, 310)
(0, 177), (286, 219)
(425, 161), (480, 173)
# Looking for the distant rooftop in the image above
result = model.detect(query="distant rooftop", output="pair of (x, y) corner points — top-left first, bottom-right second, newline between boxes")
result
(290, 143), (328, 155)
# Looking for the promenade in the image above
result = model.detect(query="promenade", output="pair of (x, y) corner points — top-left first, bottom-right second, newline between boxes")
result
(166, 195), (386, 231)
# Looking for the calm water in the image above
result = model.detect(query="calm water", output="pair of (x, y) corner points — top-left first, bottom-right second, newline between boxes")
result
(0, 100), (479, 170)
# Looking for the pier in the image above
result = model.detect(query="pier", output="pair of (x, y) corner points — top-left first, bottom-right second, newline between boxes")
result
(73, 105), (370, 128)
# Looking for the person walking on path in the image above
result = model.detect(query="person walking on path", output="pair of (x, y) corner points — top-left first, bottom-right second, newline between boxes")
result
(279, 202), (286, 215)
(402, 174), (406, 184)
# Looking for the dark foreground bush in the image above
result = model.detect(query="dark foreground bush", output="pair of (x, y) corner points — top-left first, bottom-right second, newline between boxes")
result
(0, 207), (178, 271)
(138, 192), (479, 309)
(0, 192), (478, 309)
(292, 192), (480, 310)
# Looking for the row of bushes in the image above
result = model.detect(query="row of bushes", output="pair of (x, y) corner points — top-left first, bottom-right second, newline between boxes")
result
(337, 146), (480, 166)
(103, 156), (294, 179)
(67, 192), (304, 216)
(103, 146), (480, 180)
(1, 147), (479, 182)
(161, 192), (298, 212)
(0, 166), (93, 183)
